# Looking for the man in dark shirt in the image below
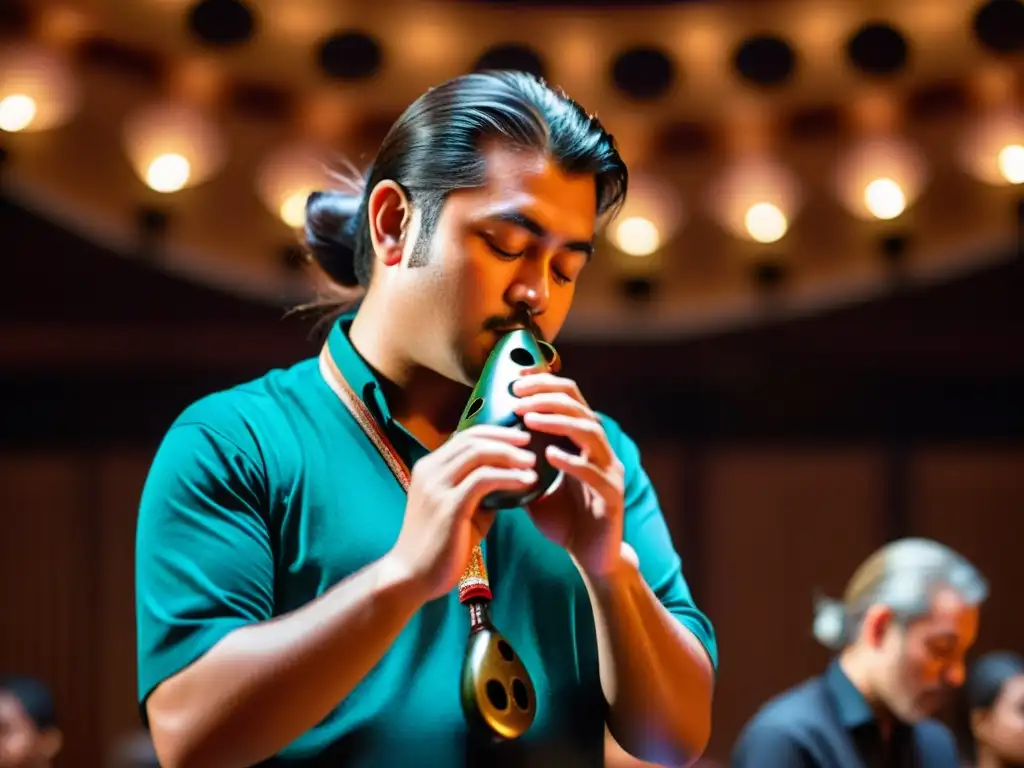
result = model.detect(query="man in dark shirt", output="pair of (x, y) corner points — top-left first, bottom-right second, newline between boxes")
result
(731, 538), (988, 768)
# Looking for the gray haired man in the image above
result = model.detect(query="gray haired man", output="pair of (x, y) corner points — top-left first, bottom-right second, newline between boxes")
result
(731, 538), (988, 768)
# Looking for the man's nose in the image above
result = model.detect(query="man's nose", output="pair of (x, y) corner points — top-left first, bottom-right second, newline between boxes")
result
(505, 264), (550, 316)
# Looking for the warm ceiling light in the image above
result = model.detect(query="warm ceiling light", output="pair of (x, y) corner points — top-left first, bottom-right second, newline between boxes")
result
(123, 101), (226, 193)
(835, 136), (927, 221)
(145, 153), (192, 193)
(863, 177), (907, 220)
(961, 110), (1024, 186)
(256, 142), (338, 228)
(744, 202), (788, 243)
(607, 174), (684, 260)
(0, 94), (37, 133)
(998, 144), (1024, 184)
(0, 43), (79, 133)
(613, 216), (661, 256)
(709, 157), (802, 243)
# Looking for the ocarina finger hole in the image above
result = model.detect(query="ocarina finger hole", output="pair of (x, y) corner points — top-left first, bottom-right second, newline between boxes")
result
(511, 679), (530, 710)
(465, 397), (485, 418)
(497, 639), (514, 661)
(486, 679), (509, 710)
(509, 347), (536, 367)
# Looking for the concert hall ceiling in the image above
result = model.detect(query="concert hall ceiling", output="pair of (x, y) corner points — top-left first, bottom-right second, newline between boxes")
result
(0, 0), (1021, 341)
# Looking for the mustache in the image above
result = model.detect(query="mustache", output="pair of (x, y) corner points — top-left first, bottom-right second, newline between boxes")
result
(484, 310), (545, 341)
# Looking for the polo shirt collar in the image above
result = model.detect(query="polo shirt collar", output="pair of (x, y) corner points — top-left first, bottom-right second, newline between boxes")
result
(326, 312), (393, 428)
(825, 658), (878, 730)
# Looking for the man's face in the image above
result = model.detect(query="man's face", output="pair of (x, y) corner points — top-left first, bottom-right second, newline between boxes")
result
(0, 693), (56, 768)
(383, 142), (598, 385)
(872, 588), (980, 722)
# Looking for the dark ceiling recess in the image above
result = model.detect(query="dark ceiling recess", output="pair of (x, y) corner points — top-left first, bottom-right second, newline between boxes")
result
(785, 104), (842, 143)
(972, 0), (1024, 53)
(653, 120), (715, 158)
(186, 0), (256, 47)
(74, 37), (165, 88)
(471, 0), (705, 4)
(846, 22), (910, 77)
(733, 34), (797, 87)
(0, 0), (30, 34)
(473, 44), (547, 79)
(751, 258), (788, 292)
(610, 47), (676, 100)
(280, 244), (308, 272)
(620, 276), (655, 302)
(317, 31), (384, 80)
(879, 233), (911, 266)
(905, 80), (968, 123)
(228, 80), (296, 123)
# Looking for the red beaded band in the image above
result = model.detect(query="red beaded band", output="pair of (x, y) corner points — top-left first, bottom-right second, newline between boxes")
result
(319, 346), (491, 603)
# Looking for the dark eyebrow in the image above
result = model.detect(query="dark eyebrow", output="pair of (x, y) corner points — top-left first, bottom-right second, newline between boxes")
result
(488, 211), (594, 258)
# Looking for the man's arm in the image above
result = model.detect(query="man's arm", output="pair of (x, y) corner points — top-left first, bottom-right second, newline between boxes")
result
(730, 720), (814, 768)
(138, 417), (537, 768)
(146, 554), (426, 768)
(579, 549), (714, 768)
(578, 419), (717, 768)
(137, 421), (430, 768)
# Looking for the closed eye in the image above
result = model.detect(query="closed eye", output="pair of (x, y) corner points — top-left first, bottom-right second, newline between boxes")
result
(481, 235), (574, 285)
(484, 238), (525, 260)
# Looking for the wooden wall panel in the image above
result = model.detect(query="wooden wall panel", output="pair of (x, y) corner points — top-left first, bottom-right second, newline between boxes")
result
(95, 451), (153, 757)
(907, 447), (1024, 655)
(0, 454), (99, 767)
(701, 446), (888, 759)
(5, 443), (1024, 765)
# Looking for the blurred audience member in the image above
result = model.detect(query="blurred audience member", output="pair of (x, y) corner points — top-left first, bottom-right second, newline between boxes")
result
(731, 538), (987, 767)
(0, 675), (62, 768)
(107, 729), (160, 768)
(962, 651), (1024, 768)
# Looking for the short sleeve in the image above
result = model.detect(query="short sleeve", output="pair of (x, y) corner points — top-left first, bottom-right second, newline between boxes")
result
(731, 720), (813, 768)
(135, 420), (275, 711)
(601, 416), (718, 671)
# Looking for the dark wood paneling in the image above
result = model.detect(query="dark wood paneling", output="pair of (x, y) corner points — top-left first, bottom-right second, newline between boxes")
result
(908, 448), (1024, 656)
(701, 447), (888, 759)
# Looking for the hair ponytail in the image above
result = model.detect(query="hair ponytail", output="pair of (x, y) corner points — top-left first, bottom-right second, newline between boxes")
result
(304, 189), (362, 288)
(812, 592), (847, 651)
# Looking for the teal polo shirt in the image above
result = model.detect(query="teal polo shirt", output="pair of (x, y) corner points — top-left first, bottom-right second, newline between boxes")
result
(135, 315), (718, 768)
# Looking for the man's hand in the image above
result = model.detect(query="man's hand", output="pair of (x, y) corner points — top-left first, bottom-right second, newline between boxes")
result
(389, 425), (538, 601)
(511, 373), (626, 578)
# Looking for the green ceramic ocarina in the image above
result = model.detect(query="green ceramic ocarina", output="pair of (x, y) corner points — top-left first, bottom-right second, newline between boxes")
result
(456, 329), (575, 509)
(460, 602), (536, 741)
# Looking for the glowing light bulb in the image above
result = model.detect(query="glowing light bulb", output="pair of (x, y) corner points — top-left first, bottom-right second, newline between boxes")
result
(145, 153), (191, 193)
(863, 178), (906, 220)
(280, 189), (313, 228)
(614, 216), (661, 256)
(998, 144), (1024, 185)
(0, 94), (37, 132)
(744, 202), (788, 243)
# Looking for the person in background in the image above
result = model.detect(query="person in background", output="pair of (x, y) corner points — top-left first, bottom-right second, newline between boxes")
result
(731, 538), (987, 768)
(0, 675), (62, 768)
(961, 651), (1024, 768)
(107, 729), (161, 768)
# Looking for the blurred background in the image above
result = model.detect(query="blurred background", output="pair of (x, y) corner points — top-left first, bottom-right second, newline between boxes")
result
(1, 0), (1022, 764)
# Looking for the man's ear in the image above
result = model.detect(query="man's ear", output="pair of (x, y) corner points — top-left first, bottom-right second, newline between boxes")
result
(861, 604), (896, 649)
(366, 180), (411, 268)
(38, 726), (63, 759)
